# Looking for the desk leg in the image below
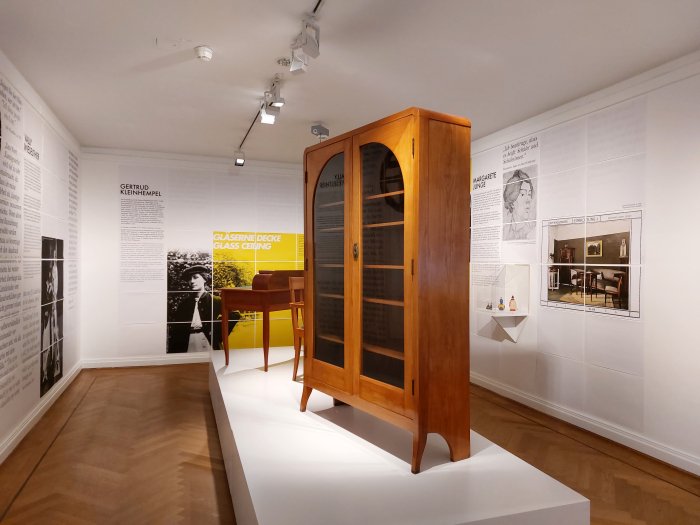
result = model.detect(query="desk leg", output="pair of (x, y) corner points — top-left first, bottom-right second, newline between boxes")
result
(262, 309), (270, 372)
(222, 305), (229, 366)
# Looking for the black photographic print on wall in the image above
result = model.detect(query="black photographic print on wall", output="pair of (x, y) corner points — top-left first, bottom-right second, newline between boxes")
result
(166, 250), (219, 354)
(40, 236), (64, 397)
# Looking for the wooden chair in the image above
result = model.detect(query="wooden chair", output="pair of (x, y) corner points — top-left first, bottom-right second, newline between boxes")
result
(289, 277), (305, 381)
(603, 273), (624, 308)
(570, 268), (583, 295)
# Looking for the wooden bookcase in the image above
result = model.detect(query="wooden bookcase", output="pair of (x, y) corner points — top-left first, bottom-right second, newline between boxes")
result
(301, 107), (471, 473)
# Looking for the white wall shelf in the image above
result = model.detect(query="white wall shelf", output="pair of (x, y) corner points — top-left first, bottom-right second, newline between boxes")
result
(491, 313), (529, 343)
(480, 264), (530, 342)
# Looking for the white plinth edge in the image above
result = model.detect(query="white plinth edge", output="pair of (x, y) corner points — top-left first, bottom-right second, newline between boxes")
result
(209, 348), (588, 525)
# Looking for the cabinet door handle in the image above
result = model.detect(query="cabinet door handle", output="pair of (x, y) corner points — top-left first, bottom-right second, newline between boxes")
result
(353, 243), (359, 261)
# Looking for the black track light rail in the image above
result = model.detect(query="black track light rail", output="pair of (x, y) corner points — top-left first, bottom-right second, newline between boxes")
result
(235, 0), (325, 155)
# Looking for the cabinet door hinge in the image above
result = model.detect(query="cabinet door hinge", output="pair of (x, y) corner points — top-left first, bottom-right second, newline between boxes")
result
(412, 138), (415, 159)
(411, 380), (415, 396)
(411, 259), (414, 276)
(304, 171), (308, 183)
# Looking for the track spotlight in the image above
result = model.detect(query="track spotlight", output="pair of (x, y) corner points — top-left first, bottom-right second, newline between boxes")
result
(234, 150), (245, 167)
(265, 81), (285, 108)
(260, 103), (279, 124)
(290, 16), (319, 74)
(299, 16), (320, 58)
(290, 47), (308, 75)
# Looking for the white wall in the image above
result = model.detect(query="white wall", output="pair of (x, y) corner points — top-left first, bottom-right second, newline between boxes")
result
(0, 49), (81, 463)
(470, 51), (700, 475)
(80, 150), (302, 366)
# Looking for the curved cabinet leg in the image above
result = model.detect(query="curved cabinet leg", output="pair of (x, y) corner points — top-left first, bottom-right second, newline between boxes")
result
(411, 431), (427, 474)
(300, 385), (313, 412)
(444, 431), (470, 463)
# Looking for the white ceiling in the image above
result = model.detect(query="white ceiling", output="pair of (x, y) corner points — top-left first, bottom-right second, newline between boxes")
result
(1, 0), (700, 164)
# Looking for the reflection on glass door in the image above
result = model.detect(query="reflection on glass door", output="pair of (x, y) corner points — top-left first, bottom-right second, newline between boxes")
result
(360, 143), (404, 388)
(313, 153), (345, 367)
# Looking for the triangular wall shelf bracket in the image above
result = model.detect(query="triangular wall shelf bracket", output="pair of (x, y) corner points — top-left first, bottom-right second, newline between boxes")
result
(491, 313), (528, 343)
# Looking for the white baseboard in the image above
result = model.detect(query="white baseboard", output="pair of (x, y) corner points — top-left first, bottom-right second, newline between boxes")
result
(0, 362), (83, 464)
(470, 372), (700, 477)
(81, 352), (209, 368)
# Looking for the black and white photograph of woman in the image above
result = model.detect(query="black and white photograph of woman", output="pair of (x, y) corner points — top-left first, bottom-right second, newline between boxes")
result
(40, 236), (64, 397)
(167, 262), (241, 353)
(502, 167), (537, 241)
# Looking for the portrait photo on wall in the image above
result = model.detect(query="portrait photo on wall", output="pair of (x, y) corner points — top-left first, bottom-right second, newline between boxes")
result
(40, 236), (64, 397)
(41, 237), (64, 260)
(586, 240), (603, 257)
(166, 250), (240, 354)
(41, 300), (63, 350)
(40, 340), (63, 397)
(503, 166), (537, 241)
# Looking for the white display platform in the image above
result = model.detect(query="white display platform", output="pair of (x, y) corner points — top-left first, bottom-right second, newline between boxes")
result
(209, 348), (589, 525)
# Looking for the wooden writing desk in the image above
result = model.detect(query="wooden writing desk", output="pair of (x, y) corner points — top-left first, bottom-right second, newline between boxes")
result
(218, 270), (304, 369)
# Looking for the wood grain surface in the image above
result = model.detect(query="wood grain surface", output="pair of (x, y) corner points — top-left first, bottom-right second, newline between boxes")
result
(0, 364), (234, 525)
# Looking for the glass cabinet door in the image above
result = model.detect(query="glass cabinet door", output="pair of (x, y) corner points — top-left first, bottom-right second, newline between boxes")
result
(360, 143), (404, 388)
(313, 153), (345, 368)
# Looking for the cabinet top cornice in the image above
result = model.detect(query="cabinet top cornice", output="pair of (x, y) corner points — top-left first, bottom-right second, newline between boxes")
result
(304, 107), (471, 155)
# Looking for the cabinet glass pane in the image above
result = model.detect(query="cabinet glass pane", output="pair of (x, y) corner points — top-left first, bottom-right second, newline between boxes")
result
(316, 338), (344, 368)
(363, 196), (403, 225)
(313, 153), (345, 368)
(362, 351), (403, 389)
(316, 266), (343, 296)
(316, 295), (344, 339)
(360, 143), (404, 389)
(362, 302), (404, 352)
(363, 225), (404, 266)
(363, 268), (403, 302)
(361, 142), (405, 210)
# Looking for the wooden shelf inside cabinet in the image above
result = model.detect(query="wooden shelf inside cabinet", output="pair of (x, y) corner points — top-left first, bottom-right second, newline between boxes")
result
(318, 200), (344, 208)
(317, 334), (344, 345)
(302, 107), (471, 474)
(318, 293), (344, 300)
(363, 221), (404, 229)
(363, 297), (403, 307)
(365, 190), (405, 201)
(363, 343), (405, 361)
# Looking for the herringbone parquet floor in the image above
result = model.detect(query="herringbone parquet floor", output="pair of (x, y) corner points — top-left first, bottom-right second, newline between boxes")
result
(1, 364), (699, 524)
(471, 385), (700, 525)
(0, 364), (235, 525)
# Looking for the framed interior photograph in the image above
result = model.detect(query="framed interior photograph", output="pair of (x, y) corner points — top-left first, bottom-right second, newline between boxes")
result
(586, 239), (602, 257)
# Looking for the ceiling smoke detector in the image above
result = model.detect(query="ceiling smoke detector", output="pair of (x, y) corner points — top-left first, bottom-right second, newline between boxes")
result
(194, 45), (213, 62)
